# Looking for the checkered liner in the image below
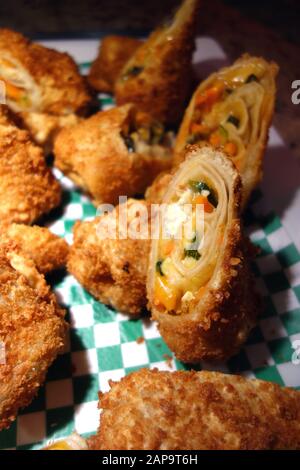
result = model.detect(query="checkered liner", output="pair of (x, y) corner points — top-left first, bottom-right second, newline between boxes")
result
(1, 79), (300, 450)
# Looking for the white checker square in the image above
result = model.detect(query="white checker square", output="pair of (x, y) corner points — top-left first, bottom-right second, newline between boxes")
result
(48, 220), (65, 236)
(46, 379), (74, 409)
(150, 360), (176, 371)
(94, 322), (120, 348)
(285, 262), (300, 287)
(99, 369), (125, 393)
(272, 289), (299, 315)
(256, 254), (282, 275)
(74, 401), (100, 434)
(64, 203), (83, 220)
(70, 304), (94, 328)
(17, 412), (46, 446)
(277, 362), (300, 387)
(142, 319), (161, 339)
(245, 343), (274, 370)
(121, 341), (149, 368)
(248, 227), (265, 242)
(72, 349), (99, 377)
(267, 227), (291, 252)
(260, 317), (287, 341)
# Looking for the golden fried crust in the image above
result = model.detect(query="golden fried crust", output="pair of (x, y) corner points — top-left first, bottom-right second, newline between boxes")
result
(114, 0), (200, 124)
(0, 223), (69, 273)
(0, 244), (67, 430)
(54, 105), (172, 205)
(89, 368), (300, 450)
(19, 111), (82, 154)
(0, 28), (92, 115)
(0, 109), (61, 224)
(68, 199), (150, 315)
(145, 171), (174, 204)
(88, 35), (142, 93)
(154, 221), (260, 362)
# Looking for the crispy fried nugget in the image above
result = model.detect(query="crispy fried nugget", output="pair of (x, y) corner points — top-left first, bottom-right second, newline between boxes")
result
(54, 104), (173, 205)
(68, 199), (151, 315)
(115, 0), (200, 124)
(0, 244), (67, 430)
(147, 146), (260, 362)
(89, 368), (300, 450)
(0, 106), (61, 224)
(88, 35), (142, 93)
(0, 223), (69, 273)
(0, 28), (92, 115)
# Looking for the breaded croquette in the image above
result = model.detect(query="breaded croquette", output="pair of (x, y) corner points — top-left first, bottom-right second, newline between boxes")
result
(54, 104), (173, 205)
(88, 35), (142, 93)
(0, 28), (92, 115)
(0, 223), (69, 273)
(0, 106), (61, 224)
(68, 199), (151, 316)
(115, 0), (200, 125)
(0, 243), (67, 430)
(89, 368), (300, 450)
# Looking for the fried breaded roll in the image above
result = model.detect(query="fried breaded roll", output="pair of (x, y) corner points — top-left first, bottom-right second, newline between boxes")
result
(54, 104), (173, 205)
(0, 106), (61, 224)
(0, 244), (67, 430)
(0, 223), (69, 273)
(89, 368), (300, 450)
(147, 146), (260, 362)
(0, 28), (91, 115)
(175, 55), (278, 207)
(114, 0), (200, 125)
(88, 35), (142, 93)
(68, 199), (150, 316)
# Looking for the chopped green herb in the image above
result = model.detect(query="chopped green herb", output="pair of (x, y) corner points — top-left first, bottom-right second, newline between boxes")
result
(246, 74), (258, 83)
(184, 249), (201, 260)
(121, 133), (135, 153)
(227, 115), (240, 127)
(188, 180), (218, 208)
(218, 124), (228, 140)
(156, 260), (164, 276)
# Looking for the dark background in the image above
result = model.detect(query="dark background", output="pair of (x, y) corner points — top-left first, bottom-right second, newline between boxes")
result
(0, 0), (299, 45)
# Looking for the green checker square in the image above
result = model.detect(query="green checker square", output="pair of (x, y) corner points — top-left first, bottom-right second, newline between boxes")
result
(253, 365), (284, 385)
(261, 296), (277, 318)
(254, 237), (273, 257)
(70, 285), (94, 305)
(227, 349), (252, 373)
(46, 406), (74, 440)
(70, 327), (95, 351)
(125, 365), (149, 375)
(97, 345), (123, 371)
(82, 203), (97, 218)
(19, 386), (45, 415)
(73, 374), (99, 405)
(281, 309), (300, 335)
(70, 191), (81, 203)
(174, 359), (189, 371)
(0, 420), (16, 448)
(294, 285), (300, 303)
(46, 353), (72, 381)
(269, 337), (293, 364)
(64, 220), (76, 234)
(263, 271), (290, 293)
(146, 338), (173, 363)
(277, 244), (300, 268)
(93, 302), (116, 323)
(246, 326), (264, 345)
(120, 320), (143, 343)
(262, 213), (281, 235)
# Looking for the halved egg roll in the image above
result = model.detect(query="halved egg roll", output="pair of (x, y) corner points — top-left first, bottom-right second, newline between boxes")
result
(175, 55), (278, 207)
(114, 0), (200, 125)
(54, 104), (173, 205)
(0, 28), (92, 115)
(88, 35), (142, 93)
(89, 368), (300, 450)
(147, 146), (260, 362)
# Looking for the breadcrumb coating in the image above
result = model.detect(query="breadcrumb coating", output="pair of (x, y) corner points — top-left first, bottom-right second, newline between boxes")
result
(89, 368), (300, 450)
